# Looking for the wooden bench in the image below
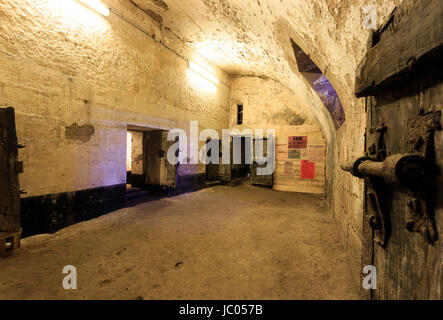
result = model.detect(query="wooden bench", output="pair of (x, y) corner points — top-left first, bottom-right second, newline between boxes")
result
(0, 228), (22, 257)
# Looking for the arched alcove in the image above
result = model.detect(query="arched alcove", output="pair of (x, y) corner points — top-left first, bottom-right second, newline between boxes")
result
(291, 39), (345, 129)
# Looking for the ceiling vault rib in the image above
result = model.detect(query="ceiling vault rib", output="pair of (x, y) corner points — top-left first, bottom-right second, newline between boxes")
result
(110, 8), (186, 60)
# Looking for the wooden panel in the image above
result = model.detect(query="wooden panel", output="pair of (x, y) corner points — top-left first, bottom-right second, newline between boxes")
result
(361, 96), (375, 300)
(251, 162), (273, 186)
(357, 0), (443, 299)
(273, 129), (326, 194)
(356, 0), (443, 97)
(161, 131), (177, 188)
(218, 164), (231, 182)
(144, 131), (162, 186)
(206, 148), (220, 181)
(417, 76), (443, 300)
(251, 138), (273, 186)
(0, 107), (21, 233)
(369, 62), (442, 300)
(206, 139), (231, 181)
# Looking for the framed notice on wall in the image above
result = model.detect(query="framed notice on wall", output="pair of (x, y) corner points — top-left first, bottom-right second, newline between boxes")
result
(301, 160), (315, 179)
(284, 162), (294, 175)
(288, 149), (301, 159)
(288, 136), (307, 149)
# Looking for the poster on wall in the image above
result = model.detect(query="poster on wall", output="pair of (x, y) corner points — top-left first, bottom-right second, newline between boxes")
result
(308, 145), (326, 163)
(288, 149), (301, 159)
(275, 144), (288, 161)
(288, 136), (307, 149)
(301, 160), (315, 179)
(284, 162), (294, 175)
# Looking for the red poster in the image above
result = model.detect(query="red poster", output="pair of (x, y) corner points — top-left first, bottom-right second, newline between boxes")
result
(288, 136), (307, 149)
(301, 160), (315, 179)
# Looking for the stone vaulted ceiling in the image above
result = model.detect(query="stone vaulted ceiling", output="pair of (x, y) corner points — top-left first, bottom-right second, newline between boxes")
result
(130, 0), (401, 142)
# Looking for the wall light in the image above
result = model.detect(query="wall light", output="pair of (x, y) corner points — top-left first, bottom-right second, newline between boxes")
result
(189, 61), (219, 85)
(187, 69), (217, 93)
(77, 0), (110, 16)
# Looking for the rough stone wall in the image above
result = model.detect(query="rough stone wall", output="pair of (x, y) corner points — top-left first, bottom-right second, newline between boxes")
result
(230, 76), (326, 194)
(126, 132), (132, 172)
(129, 130), (144, 175)
(0, 0), (230, 197)
(0, 0), (406, 289)
(276, 0), (401, 286)
(323, 1), (401, 285)
(101, 0), (402, 290)
(125, 0), (402, 203)
(333, 112), (367, 282)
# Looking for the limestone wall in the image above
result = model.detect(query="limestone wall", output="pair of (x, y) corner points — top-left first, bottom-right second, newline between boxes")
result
(333, 112), (366, 282)
(0, 0), (405, 290)
(230, 76), (326, 194)
(129, 130), (143, 175)
(126, 132), (132, 172)
(116, 3), (403, 288)
(0, 0), (230, 197)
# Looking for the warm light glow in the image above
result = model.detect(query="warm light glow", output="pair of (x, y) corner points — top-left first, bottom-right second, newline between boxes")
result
(126, 132), (132, 172)
(187, 69), (217, 93)
(38, 1), (109, 36)
(189, 61), (219, 85)
(77, 0), (110, 16)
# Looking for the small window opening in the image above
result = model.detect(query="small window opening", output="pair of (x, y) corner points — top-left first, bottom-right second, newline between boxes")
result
(206, 138), (212, 157)
(237, 104), (243, 125)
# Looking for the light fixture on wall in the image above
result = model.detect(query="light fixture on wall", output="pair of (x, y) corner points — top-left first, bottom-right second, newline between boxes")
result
(189, 61), (219, 85)
(76, 0), (110, 16)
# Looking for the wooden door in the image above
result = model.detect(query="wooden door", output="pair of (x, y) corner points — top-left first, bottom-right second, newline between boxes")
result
(206, 139), (221, 181)
(251, 138), (273, 186)
(216, 138), (231, 182)
(161, 131), (177, 188)
(0, 107), (21, 233)
(144, 131), (161, 186)
(356, 0), (443, 299)
(144, 130), (177, 188)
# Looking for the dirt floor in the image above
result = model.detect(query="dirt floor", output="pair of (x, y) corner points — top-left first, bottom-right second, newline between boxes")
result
(0, 180), (360, 299)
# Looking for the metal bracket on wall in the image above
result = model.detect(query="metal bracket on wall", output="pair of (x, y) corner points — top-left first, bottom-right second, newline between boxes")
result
(405, 109), (441, 243)
(365, 174), (388, 246)
(367, 124), (387, 161)
(342, 110), (441, 245)
(342, 154), (434, 246)
(366, 124), (388, 245)
(407, 109), (441, 158)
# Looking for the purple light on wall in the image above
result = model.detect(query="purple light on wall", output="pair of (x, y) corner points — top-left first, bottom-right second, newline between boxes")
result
(291, 39), (345, 129)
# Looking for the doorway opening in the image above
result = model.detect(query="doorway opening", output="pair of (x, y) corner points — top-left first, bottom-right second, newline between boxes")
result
(205, 135), (274, 187)
(231, 136), (251, 180)
(126, 125), (177, 200)
(126, 129), (144, 191)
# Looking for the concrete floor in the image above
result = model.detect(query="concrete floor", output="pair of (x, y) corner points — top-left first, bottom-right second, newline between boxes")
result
(0, 180), (360, 299)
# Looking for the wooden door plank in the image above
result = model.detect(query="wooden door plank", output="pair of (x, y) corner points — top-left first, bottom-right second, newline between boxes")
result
(356, 0), (443, 97)
(0, 107), (21, 233)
